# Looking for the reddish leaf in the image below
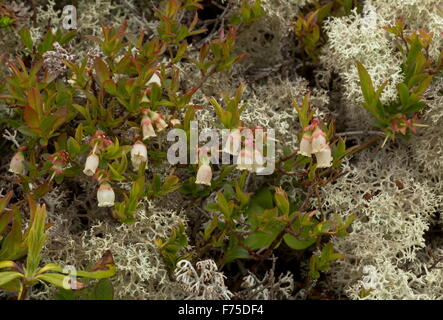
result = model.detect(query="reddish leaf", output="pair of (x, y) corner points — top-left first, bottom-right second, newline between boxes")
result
(23, 105), (40, 128)
(91, 250), (115, 272)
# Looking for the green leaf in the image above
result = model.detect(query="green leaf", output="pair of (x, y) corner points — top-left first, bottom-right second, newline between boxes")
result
(25, 201), (47, 274)
(19, 28), (33, 51)
(356, 61), (376, 104)
(223, 245), (250, 264)
(216, 192), (233, 218)
(0, 190), (13, 215)
(37, 29), (55, 56)
(244, 231), (276, 250)
(0, 207), (26, 261)
(0, 271), (23, 287)
(76, 264), (116, 279)
(250, 187), (274, 210)
(93, 58), (111, 85)
(203, 216), (219, 241)
(94, 279), (114, 300)
(36, 272), (72, 289)
(59, 30), (77, 45)
(274, 187), (289, 216)
(398, 83), (409, 107)
(283, 233), (316, 250)
(67, 137), (81, 158)
(0, 261), (17, 270)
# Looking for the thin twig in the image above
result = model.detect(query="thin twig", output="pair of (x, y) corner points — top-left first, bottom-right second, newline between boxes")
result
(335, 130), (384, 137)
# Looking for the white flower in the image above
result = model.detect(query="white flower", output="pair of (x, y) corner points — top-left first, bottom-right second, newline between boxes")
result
(151, 111), (168, 132)
(315, 145), (332, 168)
(223, 129), (241, 155)
(236, 149), (255, 172)
(9, 151), (25, 175)
(298, 132), (312, 157)
(146, 73), (161, 87)
(141, 115), (156, 140)
(311, 126), (327, 153)
(195, 164), (212, 186)
(97, 182), (115, 207)
(170, 119), (181, 127)
(131, 141), (148, 171)
(253, 149), (266, 173)
(83, 153), (99, 176)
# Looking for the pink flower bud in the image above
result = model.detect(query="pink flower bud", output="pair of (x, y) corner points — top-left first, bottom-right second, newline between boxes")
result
(97, 182), (115, 207)
(9, 151), (25, 175)
(315, 145), (332, 168)
(311, 127), (327, 153)
(195, 163), (212, 186)
(83, 153), (99, 176)
(131, 141), (148, 171)
(141, 115), (156, 140)
(298, 132), (312, 157)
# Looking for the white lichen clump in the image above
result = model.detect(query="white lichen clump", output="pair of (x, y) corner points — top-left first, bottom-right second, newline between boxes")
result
(32, 200), (189, 300)
(175, 259), (233, 300)
(321, 7), (404, 108)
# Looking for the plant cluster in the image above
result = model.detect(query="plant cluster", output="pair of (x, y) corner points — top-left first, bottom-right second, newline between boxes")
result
(0, 0), (441, 301)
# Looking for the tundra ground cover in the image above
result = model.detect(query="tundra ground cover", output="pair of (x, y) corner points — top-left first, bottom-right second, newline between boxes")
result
(0, 0), (442, 300)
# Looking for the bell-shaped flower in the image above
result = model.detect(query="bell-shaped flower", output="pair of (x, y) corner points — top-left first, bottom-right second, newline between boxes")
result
(195, 150), (212, 186)
(315, 145), (333, 168)
(236, 148), (256, 172)
(311, 126), (327, 153)
(298, 131), (312, 157)
(9, 151), (25, 175)
(150, 111), (168, 132)
(146, 73), (161, 87)
(83, 153), (99, 176)
(131, 141), (148, 171)
(195, 163), (212, 186)
(97, 182), (115, 207)
(223, 129), (242, 155)
(141, 115), (156, 140)
(170, 118), (181, 127)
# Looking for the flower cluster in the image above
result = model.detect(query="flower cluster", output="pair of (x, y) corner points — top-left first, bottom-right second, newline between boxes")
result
(224, 127), (267, 174)
(140, 109), (168, 140)
(298, 118), (332, 168)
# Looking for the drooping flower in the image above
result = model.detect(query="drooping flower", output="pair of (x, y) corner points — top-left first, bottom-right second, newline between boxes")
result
(83, 153), (99, 176)
(131, 141), (148, 171)
(196, 163), (212, 186)
(298, 131), (312, 157)
(315, 144), (333, 168)
(97, 182), (115, 207)
(9, 151), (25, 175)
(141, 115), (156, 140)
(311, 126), (327, 153)
(195, 149), (212, 186)
(170, 118), (181, 127)
(150, 111), (168, 132)
(223, 129), (242, 155)
(146, 73), (161, 87)
(236, 148), (255, 172)
(235, 135), (267, 173)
